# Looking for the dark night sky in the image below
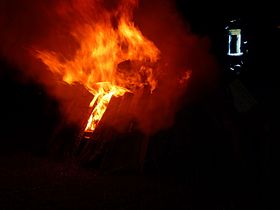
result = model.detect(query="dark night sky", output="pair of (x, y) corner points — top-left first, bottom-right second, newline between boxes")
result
(0, 1), (278, 209)
(0, 0), (278, 172)
(0, 0), (278, 170)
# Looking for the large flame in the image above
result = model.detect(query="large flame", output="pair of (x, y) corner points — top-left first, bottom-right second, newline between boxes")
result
(35, 0), (160, 133)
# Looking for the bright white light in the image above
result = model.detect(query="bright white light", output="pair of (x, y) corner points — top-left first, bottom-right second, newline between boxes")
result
(228, 52), (243, 56)
(227, 29), (243, 56)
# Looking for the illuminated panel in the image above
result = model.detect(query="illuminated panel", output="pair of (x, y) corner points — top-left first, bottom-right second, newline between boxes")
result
(227, 29), (243, 56)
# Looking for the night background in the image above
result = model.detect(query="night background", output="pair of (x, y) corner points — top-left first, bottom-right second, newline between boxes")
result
(0, 0), (278, 209)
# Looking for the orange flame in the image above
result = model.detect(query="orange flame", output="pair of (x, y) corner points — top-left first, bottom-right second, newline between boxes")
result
(35, 0), (160, 133)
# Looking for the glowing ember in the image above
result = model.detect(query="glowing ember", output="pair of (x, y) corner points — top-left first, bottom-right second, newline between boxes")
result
(35, 0), (160, 134)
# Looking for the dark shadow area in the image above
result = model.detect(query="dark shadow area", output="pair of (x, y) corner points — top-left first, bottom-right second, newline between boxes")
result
(0, 58), (61, 155)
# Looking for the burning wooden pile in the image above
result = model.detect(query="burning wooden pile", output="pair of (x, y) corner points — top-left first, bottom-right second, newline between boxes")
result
(31, 0), (163, 171)
(8, 0), (207, 171)
(73, 91), (152, 172)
